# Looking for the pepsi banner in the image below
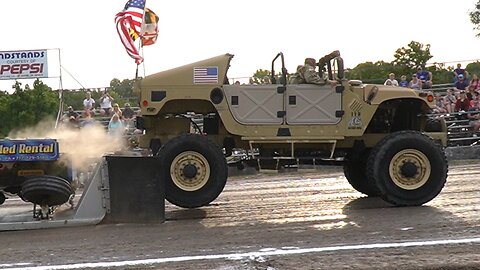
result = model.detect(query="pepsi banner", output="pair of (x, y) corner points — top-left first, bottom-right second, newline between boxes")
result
(0, 50), (49, 80)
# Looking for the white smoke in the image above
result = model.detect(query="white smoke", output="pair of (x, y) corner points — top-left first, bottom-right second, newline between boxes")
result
(8, 118), (125, 170)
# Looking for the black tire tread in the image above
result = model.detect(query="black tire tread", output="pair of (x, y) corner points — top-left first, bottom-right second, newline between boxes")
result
(158, 133), (228, 208)
(343, 150), (379, 196)
(366, 130), (448, 206)
(21, 175), (73, 206)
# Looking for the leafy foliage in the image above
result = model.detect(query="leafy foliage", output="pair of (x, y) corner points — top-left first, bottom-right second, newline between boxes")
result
(61, 78), (137, 111)
(347, 41), (456, 84)
(470, 1), (480, 37)
(466, 61), (480, 77)
(62, 88), (123, 111)
(0, 80), (59, 136)
(62, 90), (89, 110)
(393, 41), (433, 69)
(347, 61), (396, 84)
(250, 69), (271, 84)
(430, 64), (455, 85)
(109, 78), (136, 98)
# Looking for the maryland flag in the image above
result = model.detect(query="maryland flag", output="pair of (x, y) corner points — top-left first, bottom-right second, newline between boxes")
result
(141, 8), (159, 46)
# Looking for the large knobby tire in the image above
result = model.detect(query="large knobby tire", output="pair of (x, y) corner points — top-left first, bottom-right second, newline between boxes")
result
(21, 175), (73, 206)
(367, 131), (448, 206)
(343, 150), (379, 197)
(158, 133), (228, 208)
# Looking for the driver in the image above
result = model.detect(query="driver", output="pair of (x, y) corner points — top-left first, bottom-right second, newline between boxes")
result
(289, 65), (306, 84)
(290, 58), (337, 87)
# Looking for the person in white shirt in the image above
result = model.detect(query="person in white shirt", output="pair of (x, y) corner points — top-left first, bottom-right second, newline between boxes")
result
(99, 90), (114, 116)
(384, 73), (399, 86)
(83, 92), (95, 116)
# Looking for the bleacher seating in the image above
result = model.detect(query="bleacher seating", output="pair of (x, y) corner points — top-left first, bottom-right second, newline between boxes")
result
(62, 107), (140, 135)
(421, 82), (480, 146)
(429, 111), (480, 147)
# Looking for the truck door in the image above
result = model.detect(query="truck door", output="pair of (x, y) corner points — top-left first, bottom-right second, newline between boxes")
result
(223, 84), (284, 125)
(285, 84), (342, 125)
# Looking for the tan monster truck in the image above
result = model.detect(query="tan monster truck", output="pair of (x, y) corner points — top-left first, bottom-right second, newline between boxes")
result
(134, 51), (448, 209)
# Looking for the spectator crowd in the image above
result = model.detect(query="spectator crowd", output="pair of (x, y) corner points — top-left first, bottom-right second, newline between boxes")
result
(62, 90), (139, 137)
(383, 64), (480, 118)
(383, 66), (433, 90)
(412, 65), (480, 136)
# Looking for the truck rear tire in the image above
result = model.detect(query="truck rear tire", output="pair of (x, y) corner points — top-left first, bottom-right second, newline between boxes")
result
(158, 133), (228, 208)
(367, 131), (448, 206)
(343, 150), (379, 197)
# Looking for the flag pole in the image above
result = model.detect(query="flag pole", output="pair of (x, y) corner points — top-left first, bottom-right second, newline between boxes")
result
(141, 46), (146, 78)
(135, 0), (147, 80)
(135, 37), (143, 80)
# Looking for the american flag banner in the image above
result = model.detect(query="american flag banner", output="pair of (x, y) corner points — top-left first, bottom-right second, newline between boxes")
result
(193, 67), (219, 84)
(115, 0), (146, 65)
(117, 0), (145, 36)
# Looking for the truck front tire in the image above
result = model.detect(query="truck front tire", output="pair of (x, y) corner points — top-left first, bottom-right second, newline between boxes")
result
(158, 133), (228, 208)
(367, 131), (448, 206)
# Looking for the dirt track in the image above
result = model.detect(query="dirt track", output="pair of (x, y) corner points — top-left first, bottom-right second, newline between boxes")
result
(1, 162), (480, 270)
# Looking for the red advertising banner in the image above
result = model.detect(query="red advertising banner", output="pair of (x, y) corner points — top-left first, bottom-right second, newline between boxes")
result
(0, 50), (49, 80)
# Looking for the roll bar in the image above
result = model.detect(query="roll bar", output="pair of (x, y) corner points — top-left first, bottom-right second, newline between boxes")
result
(271, 52), (287, 85)
(318, 50), (344, 80)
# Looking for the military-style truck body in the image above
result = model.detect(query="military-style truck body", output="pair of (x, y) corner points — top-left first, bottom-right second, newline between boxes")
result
(134, 51), (448, 208)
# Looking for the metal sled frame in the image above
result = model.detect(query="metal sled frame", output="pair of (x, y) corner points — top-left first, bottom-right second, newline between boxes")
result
(0, 159), (109, 231)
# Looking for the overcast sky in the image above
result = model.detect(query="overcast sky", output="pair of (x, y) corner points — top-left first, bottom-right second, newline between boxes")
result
(1, 0), (480, 91)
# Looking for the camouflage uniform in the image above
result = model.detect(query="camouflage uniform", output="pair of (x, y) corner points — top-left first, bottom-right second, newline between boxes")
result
(289, 65), (306, 84)
(303, 63), (328, 85)
(289, 58), (329, 85)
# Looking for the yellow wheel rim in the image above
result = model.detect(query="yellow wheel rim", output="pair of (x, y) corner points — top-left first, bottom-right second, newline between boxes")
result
(389, 149), (431, 190)
(170, 151), (210, 192)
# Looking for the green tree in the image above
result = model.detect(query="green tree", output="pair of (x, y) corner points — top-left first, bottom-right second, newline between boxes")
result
(250, 69), (271, 84)
(0, 80), (59, 136)
(393, 41), (433, 69)
(348, 61), (385, 81)
(62, 90), (88, 110)
(0, 91), (9, 135)
(430, 64), (455, 85)
(62, 88), (127, 111)
(466, 61), (480, 77)
(348, 41), (439, 84)
(110, 78), (136, 98)
(470, 1), (480, 37)
(347, 61), (409, 84)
